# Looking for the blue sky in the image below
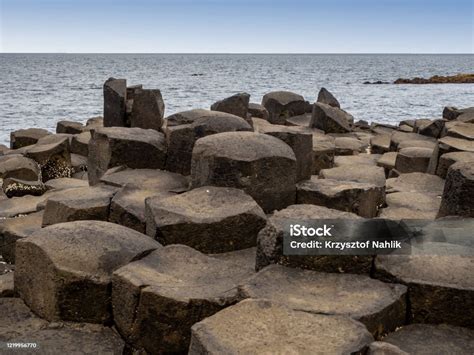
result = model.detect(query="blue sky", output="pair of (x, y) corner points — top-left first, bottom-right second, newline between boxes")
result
(1, 0), (472, 53)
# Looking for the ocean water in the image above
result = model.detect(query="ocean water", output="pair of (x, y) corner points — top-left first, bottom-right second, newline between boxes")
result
(0, 53), (473, 145)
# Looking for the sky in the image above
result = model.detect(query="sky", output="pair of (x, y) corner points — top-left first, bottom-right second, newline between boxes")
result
(0, 0), (473, 53)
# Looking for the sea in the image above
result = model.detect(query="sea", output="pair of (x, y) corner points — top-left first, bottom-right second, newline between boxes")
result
(0, 53), (473, 145)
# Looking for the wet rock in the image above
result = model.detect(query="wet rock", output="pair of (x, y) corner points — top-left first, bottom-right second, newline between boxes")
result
(310, 103), (352, 133)
(2, 178), (46, 198)
(88, 127), (167, 185)
(0, 299), (125, 354)
(191, 132), (297, 213)
(438, 162), (474, 217)
(129, 89), (165, 131)
(42, 186), (117, 226)
(311, 135), (335, 174)
(25, 137), (72, 182)
(0, 156), (40, 181)
(239, 264), (406, 338)
(394, 147), (433, 173)
(10, 128), (51, 149)
(334, 137), (367, 155)
(103, 78), (127, 127)
(320, 164), (386, 187)
(112, 245), (254, 354)
(15, 221), (160, 323)
(255, 204), (367, 273)
(0, 212), (43, 263)
(248, 102), (269, 120)
(257, 124), (312, 181)
(317, 87), (340, 108)
(261, 91), (307, 125)
(436, 151), (474, 178)
(164, 110), (252, 175)
(374, 242), (474, 327)
(370, 134), (391, 154)
(211, 92), (250, 120)
(427, 136), (474, 174)
(56, 120), (85, 134)
(382, 324), (474, 355)
(70, 131), (91, 156)
(386, 173), (444, 195)
(297, 177), (384, 218)
(443, 106), (461, 120)
(189, 299), (373, 354)
(145, 186), (266, 253)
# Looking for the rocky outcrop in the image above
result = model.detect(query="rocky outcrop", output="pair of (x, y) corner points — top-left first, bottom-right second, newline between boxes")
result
(310, 103), (352, 133)
(191, 132), (297, 213)
(438, 162), (474, 217)
(394, 73), (474, 84)
(261, 91), (307, 124)
(317, 87), (340, 108)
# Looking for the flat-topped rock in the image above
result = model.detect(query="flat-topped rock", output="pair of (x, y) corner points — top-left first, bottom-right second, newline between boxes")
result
(42, 185), (117, 226)
(56, 120), (84, 134)
(427, 136), (474, 174)
(103, 78), (127, 127)
(334, 137), (367, 155)
(377, 152), (397, 174)
(310, 103), (352, 133)
(0, 155), (40, 182)
(317, 87), (340, 108)
(285, 113), (312, 126)
(320, 164), (386, 187)
(45, 177), (89, 190)
(240, 265), (406, 337)
(129, 88), (165, 131)
(112, 245), (255, 353)
(15, 221), (160, 323)
(256, 204), (368, 273)
(191, 132), (297, 213)
(110, 185), (180, 233)
(370, 134), (391, 154)
(0, 194), (47, 218)
(378, 207), (438, 220)
(385, 192), (441, 213)
(312, 134), (335, 174)
(446, 121), (474, 141)
(375, 242), (474, 327)
(25, 137), (72, 181)
(209, 247), (257, 275)
(395, 147), (433, 173)
(386, 173), (444, 195)
(10, 128), (51, 149)
(297, 177), (384, 218)
(261, 91), (307, 124)
(334, 154), (380, 167)
(189, 299), (373, 355)
(211, 92), (250, 119)
(0, 298), (125, 354)
(100, 168), (189, 191)
(436, 151), (474, 178)
(397, 139), (436, 150)
(0, 211), (43, 263)
(258, 124), (312, 181)
(382, 324), (474, 355)
(146, 186), (266, 253)
(438, 162), (474, 217)
(390, 131), (434, 151)
(368, 341), (409, 355)
(88, 127), (167, 185)
(164, 110), (252, 175)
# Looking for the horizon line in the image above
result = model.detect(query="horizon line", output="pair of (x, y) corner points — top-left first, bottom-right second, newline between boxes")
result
(1, 52), (473, 55)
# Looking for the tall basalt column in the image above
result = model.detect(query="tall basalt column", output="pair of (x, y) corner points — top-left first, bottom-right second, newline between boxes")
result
(103, 78), (127, 127)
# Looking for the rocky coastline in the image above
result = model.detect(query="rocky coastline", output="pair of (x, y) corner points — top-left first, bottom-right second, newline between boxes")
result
(1, 80), (473, 354)
(364, 73), (474, 84)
